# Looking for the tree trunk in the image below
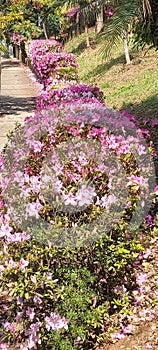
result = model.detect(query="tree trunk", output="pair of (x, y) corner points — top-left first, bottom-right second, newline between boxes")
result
(149, 0), (158, 47)
(85, 24), (90, 48)
(75, 12), (80, 36)
(96, 6), (104, 34)
(123, 30), (131, 64)
(43, 21), (49, 39)
(142, 0), (158, 47)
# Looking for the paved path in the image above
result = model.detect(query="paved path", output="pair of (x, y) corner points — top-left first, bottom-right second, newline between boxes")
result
(0, 57), (38, 151)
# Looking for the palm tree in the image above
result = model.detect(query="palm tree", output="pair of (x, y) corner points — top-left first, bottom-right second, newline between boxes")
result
(98, 0), (138, 64)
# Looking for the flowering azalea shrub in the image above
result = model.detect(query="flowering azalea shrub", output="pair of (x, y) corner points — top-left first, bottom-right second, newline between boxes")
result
(28, 40), (63, 59)
(28, 46), (78, 87)
(0, 100), (157, 349)
(36, 83), (104, 109)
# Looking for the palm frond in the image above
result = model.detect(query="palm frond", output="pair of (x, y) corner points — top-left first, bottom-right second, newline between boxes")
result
(98, 0), (139, 59)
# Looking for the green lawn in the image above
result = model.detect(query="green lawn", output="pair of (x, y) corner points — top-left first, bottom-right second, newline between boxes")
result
(64, 30), (158, 120)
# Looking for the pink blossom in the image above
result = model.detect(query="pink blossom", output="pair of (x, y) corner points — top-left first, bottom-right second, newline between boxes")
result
(75, 184), (96, 206)
(155, 185), (158, 195)
(121, 323), (133, 334)
(27, 336), (37, 349)
(4, 322), (16, 333)
(151, 119), (158, 126)
(67, 6), (79, 17)
(146, 343), (152, 348)
(6, 231), (28, 244)
(20, 345), (28, 350)
(28, 140), (43, 153)
(101, 194), (117, 208)
(0, 157), (3, 168)
(63, 192), (77, 206)
(0, 343), (9, 350)
(16, 311), (23, 322)
(137, 144), (146, 155)
(30, 275), (37, 283)
(127, 175), (148, 190)
(26, 307), (35, 321)
(33, 295), (42, 305)
(25, 200), (43, 218)
(0, 224), (13, 238)
(14, 170), (25, 185)
(143, 248), (151, 259)
(112, 332), (125, 340)
(19, 258), (29, 271)
(146, 214), (153, 226)
(1, 304), (8, 310)
(117, 143), (130, 155)
(45, 312), (68, 331)
(8, 258), (18, 269)
(136, 273), (148, 285)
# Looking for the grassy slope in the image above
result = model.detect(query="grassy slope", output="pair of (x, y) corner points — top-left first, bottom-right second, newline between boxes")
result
(64, 29), (158, 120)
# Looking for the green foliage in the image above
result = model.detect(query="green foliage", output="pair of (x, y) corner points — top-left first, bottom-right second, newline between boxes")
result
(0, 227), (144, 348)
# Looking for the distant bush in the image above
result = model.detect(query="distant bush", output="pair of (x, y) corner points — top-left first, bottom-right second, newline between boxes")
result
(27, 40), (78, 87)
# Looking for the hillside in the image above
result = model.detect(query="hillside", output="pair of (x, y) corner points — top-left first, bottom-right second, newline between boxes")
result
(65, 29), (158, 161)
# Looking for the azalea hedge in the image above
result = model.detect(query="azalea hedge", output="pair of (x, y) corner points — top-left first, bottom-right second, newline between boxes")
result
(27, 40), (78, 87)
(0, 40), (157, 350)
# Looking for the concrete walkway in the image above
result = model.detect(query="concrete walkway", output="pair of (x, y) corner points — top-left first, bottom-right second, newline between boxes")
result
(0, 57), (38, 151)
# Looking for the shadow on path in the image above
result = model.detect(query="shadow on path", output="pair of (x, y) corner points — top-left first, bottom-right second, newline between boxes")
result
(1, 59), (21, 69)
(0, 95), (36, 115)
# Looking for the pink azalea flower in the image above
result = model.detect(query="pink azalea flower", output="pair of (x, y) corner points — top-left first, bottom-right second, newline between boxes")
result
(63, 192), (77, 206)
(14, 171), (24, 185)
(0, 224), (13, 238)
(0, 343), (9, 350)
(26, 307), (35, 321)
(143, 248), (151, 259)
(112, 332), (125, 340)
(127, 175), (148, 190)
(30, 275), (37, 283)
(45, 312), (68, 332)
(33, 295), (42, 305)
(155, 185), (158, 195)
(146, 343), (152, 348)
(20, 345), (28, 350)
(6, 231), (28, 244)
(27, 336), (36, 349)
(146, 214), (153, 226)
(19, 258), (29, 271)
(1, 304), (8, 310)
(136, 273), (148, 285)
(151, 119), (158, 126)
(7, 258), (18, 269)
(101, 194), (117, 208)
(75, 184), (96, 206)
(4, 322), (16, 333)
(28, 140), (43, 153)
(121, 323), (133, 334)
(25, 200), (43, 219)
